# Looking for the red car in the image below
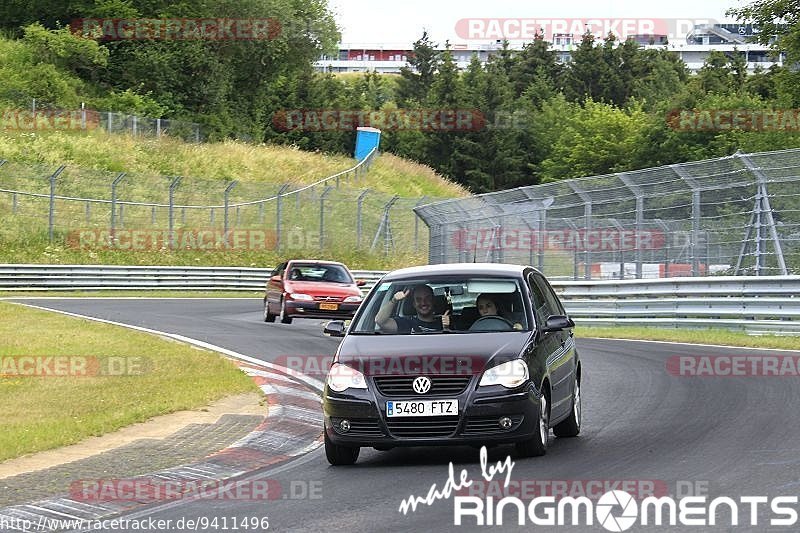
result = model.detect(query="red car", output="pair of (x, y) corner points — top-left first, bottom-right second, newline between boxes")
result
(263, 260), (365, 324)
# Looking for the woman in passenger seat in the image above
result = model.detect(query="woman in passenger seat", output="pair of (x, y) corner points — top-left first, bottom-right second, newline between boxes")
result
(476, 293), (523, 330)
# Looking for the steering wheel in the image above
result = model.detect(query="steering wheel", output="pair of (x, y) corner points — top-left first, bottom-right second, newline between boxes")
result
(469, 315), (515, 331)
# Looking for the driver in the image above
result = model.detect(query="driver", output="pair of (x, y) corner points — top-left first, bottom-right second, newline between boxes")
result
(475, 293), (523, 330)
(376, 284), (450, 333)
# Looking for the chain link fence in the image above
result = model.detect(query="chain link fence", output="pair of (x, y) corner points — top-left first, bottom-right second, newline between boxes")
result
(1, 97), (201, 142)
(0, 149), (440, 257)
(416, 149), (800, 280)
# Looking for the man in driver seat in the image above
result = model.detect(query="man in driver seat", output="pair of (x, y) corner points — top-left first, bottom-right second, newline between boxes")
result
(375, 284), (450, 333)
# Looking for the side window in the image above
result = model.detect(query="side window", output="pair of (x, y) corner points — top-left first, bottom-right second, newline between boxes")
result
(273, 262), (287, 277)
(527, 273), (552, 326)
(534, 274), (563, 317)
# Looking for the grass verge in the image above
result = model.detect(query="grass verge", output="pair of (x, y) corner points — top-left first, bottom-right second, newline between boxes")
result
(577, 326), (800, 351)
(0, 301), (260, 462)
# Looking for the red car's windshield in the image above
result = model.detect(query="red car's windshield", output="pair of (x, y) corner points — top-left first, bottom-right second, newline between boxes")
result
(288, 264), (353, 284)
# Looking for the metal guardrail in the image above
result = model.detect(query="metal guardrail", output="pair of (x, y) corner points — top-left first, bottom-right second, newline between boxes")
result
(0, 265), (385, 294)
(1, 265), (798, 334)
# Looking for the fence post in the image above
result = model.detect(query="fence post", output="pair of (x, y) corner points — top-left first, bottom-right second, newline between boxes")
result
(618, 173), (645, 279)
(276, 184), (291, 250)
(371, 195), (399, 256)
(168, 177), (182, 250)
(319, 186), (334, 249)
(152, 206), (157, 225)
(85, 201), (91, 223)
(568, 182), (593, 279)
(48, 165), (66, 243)
(671, 164), (703, 277)
(736, 151), (788, 275)
(110, 172), (126, 246)
(12, 193), (17, 214)
(414, 196), (428, 252)
(356, 189), (371, 248)
(156, 118), (161, 138)
(223, 181), (238, 238)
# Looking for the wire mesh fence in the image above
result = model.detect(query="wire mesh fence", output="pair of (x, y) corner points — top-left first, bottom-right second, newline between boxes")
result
(0, 149), (439, 258)
(0, 97), (202, 142)
(415, 148), (800, 280)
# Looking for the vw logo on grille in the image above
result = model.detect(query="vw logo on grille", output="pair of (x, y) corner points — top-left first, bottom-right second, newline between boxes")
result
(412, 376), (431, 394)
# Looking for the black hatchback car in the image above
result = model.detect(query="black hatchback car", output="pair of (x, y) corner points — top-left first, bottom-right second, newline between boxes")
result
(322, 263), (581, 465)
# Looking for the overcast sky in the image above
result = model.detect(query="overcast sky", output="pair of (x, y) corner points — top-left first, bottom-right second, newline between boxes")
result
(327, 0), (750, 45)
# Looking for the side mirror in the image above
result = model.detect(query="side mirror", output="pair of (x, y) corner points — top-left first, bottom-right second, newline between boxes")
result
(542, 315), (575, 333)
(356, 279), (367, 287)
(324, 320), (347, 337)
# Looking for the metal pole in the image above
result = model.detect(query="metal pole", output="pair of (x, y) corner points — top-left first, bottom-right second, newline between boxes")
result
(671, 164), (703, 277)
(12, 193), (17, 214)
(85, 201), (91, 223)
(152, 206), (157, 225)
(276, 184), (290, 250)
(384, 195), (399, 257)
(48, 166), (66, 243)
(356, 189), (371, 248)
(156, 118), (161, 138)
(168, 177), (181, 250)
(319, 186), (334, 249)
(110, 172), (126, 245)
(223, 180), (238, 236)
(538, 209), (547, 271)
(414, 196), (428, 252)
(737, 152), (788, 275)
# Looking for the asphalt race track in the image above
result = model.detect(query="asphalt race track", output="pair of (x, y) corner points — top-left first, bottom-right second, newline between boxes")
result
(11, 298), (800, 532)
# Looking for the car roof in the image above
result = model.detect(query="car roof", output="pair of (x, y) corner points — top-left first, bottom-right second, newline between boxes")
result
(288, 259), (348, 267)
(381, 263), (535, 280)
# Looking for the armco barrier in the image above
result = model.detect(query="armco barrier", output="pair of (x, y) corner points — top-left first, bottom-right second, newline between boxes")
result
(1, 265), (798, 333)
(0, 265), (384, 294)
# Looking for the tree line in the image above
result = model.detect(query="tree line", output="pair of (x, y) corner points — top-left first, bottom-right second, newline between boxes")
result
(0, 0), (799, 192)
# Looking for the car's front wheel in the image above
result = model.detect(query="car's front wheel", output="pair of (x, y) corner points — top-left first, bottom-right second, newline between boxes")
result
(263, 299), (275, 323)
(516, 392), (549, 457)
(325, 432), (359, 465)
(279, 297), (293, 324)
(554, 375), (581, 438)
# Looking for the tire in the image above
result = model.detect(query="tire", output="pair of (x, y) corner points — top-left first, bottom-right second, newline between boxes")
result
(554, 375), (581, 438)
(263, 299), (275, 323)
(325, 432), (359, 465)
(279, 297), (293, 324)
(515, 392), (549, 457)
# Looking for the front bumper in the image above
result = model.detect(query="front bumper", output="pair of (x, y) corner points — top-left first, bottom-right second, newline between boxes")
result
(323, 377), (541, 447)
(285, 300), (360, 319)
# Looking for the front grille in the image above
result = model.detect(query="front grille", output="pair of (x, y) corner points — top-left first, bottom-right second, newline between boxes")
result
(374, 376), (472, 397)
(386, 417), (460, 438)
(330, 418), (385, 437)
(462, 415), (524, 436)
(313, 295), (343, 302)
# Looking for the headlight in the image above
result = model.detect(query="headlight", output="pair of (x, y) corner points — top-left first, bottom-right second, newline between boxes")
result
(343, 295), (362, 303)
(289, 293), (313, 301)
(326, 364), (367, 392)
(479, 360), (529, 388)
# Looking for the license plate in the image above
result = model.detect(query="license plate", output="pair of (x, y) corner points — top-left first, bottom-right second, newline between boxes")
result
(386, 400), (458, 417)
(319, 303), (339, 310)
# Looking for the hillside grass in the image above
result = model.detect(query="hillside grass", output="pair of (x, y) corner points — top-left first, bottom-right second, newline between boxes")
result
(0, 129), (467, 269)
(0, 301), (259, 462)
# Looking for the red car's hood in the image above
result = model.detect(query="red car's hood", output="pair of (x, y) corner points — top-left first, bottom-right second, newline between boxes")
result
(285, 280), (361, 297)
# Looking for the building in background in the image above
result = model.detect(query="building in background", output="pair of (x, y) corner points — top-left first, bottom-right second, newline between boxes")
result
(314, 24), (784, 74)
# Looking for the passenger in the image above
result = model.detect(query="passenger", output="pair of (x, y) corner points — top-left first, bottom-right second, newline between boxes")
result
(376, 284), (450, 333)
(475, 293), (523, 330)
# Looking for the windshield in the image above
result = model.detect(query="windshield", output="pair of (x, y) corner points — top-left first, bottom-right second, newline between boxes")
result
(350, 276), (530, 334)
(288, 263), (353, 283)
